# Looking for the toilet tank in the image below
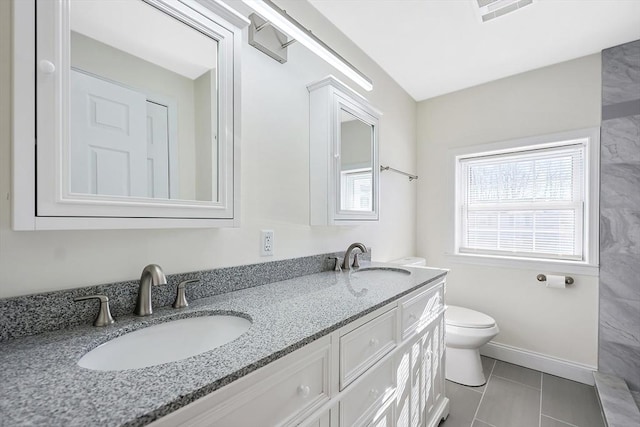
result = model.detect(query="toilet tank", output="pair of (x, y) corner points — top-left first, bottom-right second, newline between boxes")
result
(388, 257), (427, 267)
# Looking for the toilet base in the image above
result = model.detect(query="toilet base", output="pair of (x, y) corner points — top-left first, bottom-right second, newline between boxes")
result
(445, 347), (486, 386)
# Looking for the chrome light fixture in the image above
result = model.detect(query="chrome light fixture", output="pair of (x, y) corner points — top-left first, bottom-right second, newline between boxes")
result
(241, 0), (373, 91)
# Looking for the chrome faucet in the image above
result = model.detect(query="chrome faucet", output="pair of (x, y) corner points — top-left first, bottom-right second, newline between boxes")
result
(135, 264), (167, 316)
(341, 242), (368, 270)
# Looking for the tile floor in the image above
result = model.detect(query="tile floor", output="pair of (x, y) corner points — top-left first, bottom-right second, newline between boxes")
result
(439, 357), (604, 427)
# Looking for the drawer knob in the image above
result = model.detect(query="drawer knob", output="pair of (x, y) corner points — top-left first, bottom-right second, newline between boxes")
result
(369, 338), (379, 347)
(369, 388), (379, 399)
(297, 385), (311, 398)
(409, 313), (417, 321)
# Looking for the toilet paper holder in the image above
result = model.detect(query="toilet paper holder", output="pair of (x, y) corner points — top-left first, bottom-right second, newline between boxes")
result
(536, 274), (574, 285)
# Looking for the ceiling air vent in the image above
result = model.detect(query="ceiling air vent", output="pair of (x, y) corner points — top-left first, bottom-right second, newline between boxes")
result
(475, 0), (534, 23)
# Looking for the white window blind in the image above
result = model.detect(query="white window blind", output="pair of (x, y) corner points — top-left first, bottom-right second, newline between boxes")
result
(341, 168), (372, 211)
(458, 143), (586, 261)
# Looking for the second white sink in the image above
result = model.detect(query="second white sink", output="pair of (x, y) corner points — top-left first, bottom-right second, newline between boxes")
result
(351, 267), (411, 277)
(78, 314), (251, 371)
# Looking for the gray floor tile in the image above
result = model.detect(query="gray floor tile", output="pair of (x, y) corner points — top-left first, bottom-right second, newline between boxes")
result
(475, 376), (541, 427)
(541, 415), (576, 426)
(492, 360), (542, 389)
(439, 380), (483, 427)
(542, 374), (605, 427)
(471, 420), (495, 427)
(481, 356), (496, 377)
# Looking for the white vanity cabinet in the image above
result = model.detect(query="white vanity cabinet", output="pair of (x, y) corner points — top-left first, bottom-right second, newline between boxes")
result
(150, 279), (449, 427)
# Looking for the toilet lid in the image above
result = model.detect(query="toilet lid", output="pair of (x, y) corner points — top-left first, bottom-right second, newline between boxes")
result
(446, 305), (496, 328)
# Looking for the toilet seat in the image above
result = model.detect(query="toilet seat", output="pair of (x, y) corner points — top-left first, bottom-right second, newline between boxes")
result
(446, 305), (496, 329)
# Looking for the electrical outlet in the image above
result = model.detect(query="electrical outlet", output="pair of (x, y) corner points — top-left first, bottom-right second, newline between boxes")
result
(260, 230), (274, 256)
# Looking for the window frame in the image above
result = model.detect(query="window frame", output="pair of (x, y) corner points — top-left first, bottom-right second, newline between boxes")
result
(447, 128), (600, 276)
(340, 167), (373, 212)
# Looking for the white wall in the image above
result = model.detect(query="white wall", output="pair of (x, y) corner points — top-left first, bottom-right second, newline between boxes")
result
(416, 55), (602, 366)
(0, 0), (417, 298)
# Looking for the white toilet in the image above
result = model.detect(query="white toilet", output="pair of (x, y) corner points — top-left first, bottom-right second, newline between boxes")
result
(389, 257), (499, 387)
(445, 305), (499, 386)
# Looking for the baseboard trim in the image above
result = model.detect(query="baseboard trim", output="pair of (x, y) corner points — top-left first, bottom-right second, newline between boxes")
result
(480, 342), (596, 385)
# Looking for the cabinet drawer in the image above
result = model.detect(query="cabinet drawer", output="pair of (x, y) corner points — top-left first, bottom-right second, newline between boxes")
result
(212, 350), (329, 426)
(339, 355), (396, 427)
(151, 337), (331, 427)
(400, 282), (444, 339)
(340, 308), (397, 389)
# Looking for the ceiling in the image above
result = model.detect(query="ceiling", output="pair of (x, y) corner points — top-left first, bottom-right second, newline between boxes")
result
(70, 0), (217, 79)
(308, 0), (640, 101)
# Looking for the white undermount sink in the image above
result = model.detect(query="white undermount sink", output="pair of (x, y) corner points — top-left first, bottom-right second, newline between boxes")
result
(78, 314), (252, 371)
(351, 267), (411, 276)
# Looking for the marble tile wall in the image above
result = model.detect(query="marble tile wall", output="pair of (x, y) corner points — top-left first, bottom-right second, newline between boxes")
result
(599, 39), (640, 393)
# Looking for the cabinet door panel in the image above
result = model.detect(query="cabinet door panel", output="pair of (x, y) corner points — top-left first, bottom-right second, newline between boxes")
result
(420, 328), (433, 418)
(421, 327), (435, 419)
(432, 317), (445, 406)
(395, 336), (422, 427)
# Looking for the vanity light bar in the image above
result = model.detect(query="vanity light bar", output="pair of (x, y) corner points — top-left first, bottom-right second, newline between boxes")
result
(241, 0), (373, 91)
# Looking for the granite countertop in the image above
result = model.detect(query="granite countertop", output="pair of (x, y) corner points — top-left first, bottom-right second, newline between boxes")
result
(0, 262), (447, 427)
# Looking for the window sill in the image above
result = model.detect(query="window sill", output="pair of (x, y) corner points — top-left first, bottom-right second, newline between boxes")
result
(445, 253), (599, 276)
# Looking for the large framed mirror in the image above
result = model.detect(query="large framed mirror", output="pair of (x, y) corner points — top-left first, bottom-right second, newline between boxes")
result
(12, 0), (248, 229)
(308, 76), (381, 225)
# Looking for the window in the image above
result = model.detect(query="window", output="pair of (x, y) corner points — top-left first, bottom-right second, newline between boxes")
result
(454, 130), (598, 266)
(341, 168), (372, 211)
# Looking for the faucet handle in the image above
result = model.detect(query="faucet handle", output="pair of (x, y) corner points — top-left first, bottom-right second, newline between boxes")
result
(328, 257), (342, 272)
(74, 295), (115, 327)
(352, 253), (361, 268)
(173, 279), (200, 309)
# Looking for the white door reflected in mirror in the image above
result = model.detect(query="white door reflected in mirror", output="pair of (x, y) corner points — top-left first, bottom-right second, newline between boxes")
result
(69, 0), (219, 202)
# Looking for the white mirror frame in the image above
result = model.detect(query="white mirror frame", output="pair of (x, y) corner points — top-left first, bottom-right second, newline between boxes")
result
(308, 76), (381, 226)
(12, 0), (249, 230)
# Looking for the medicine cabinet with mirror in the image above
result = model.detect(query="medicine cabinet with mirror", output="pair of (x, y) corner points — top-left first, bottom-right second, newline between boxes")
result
(12, 0), (249, 230)
(308, 76), (381, 225)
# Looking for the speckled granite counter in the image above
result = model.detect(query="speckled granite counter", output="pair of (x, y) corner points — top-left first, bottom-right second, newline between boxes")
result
(0, 262), (447, 427)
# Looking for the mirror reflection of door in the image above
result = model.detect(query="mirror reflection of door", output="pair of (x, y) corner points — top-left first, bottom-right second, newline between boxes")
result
(70, 70), (148, 197)
(339, 109), (374, 212)
(146, 101), (171, 199)
(70, 70), (173, 198)
(68, 0), (219, 202)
